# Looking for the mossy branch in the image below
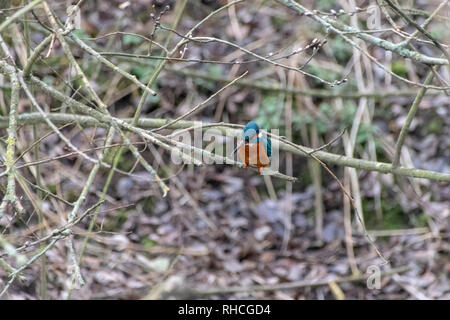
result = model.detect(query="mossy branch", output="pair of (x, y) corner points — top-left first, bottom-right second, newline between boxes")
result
(0, 73), (20, 218)
(275, 0), (448, 66)
(0, 0), (43, 34)
(2, 112), (449, 183)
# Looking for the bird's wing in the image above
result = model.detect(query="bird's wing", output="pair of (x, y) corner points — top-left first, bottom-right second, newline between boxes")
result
(262, 133), (272, 158)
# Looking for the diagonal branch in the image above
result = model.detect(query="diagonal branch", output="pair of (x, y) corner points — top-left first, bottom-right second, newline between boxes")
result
(393, 68), (435, 167)
(275, 0), (448, 66)
(152, 71), (248, 132)
(0, 0), (43, 34)
(383, 0), (450, 66)
(2, 111), (449, 183)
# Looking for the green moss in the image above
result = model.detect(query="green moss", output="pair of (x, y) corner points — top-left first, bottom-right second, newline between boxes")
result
(102, 146), (118, 164)
(102, 208), (128, 231)
(46, 184), (57, 194)
(130, 65), (156, 83)
(300, 168), (313, 187)
(141, 237), (158, 248)
(391, 61), (408, 78)
(65, 189), (80, 203)
(342, 101), (357, 126)
(4, 137), (15, 167)
(117, 151), (136, 171)
(365, 199), (408, 230)
(413, 213), (429, 228)
(142, 197), (154, 213)
(332, 37), (353, 64)
(356, 123), (376, 145)
(425, 117), (444, 135)
(73, 75), (85, 89)
(117, 209), (128, 225)
(101, 218), (118, 232)
(314, 118), (328, 134)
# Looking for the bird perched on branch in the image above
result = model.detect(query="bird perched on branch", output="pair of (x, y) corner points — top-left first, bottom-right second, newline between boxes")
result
(234, 121), (271, 174)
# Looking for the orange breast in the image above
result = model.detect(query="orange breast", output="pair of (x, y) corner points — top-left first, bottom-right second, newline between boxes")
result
(237, 141), (271, 168)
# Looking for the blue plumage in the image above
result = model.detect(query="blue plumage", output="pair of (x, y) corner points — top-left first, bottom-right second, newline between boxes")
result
(265, 135), (272, 158)
(242, 121), (260, 140)
(242, 121), (271, 158)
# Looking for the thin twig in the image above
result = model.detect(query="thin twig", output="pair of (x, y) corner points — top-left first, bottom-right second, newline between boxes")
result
(152, 71), (248, 132)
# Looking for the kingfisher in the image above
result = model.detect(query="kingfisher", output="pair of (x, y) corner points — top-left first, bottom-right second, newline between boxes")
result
(233, 121), (271, 174)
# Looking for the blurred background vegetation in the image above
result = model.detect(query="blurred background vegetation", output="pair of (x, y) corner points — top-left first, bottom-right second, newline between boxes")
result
(0, 0), (449, 299)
